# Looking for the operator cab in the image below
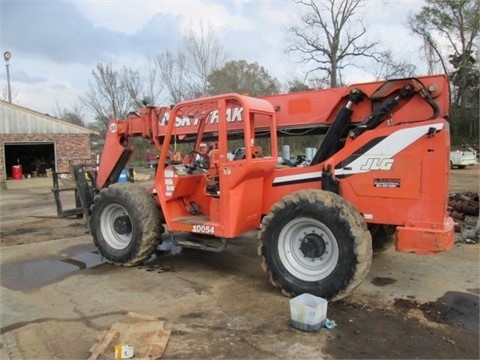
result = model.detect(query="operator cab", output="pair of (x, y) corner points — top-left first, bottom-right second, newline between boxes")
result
(156, 94), (278, 238)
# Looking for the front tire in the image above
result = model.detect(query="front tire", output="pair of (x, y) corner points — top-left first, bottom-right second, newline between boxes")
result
(90, 183), (163, 266)
(258, 190), (372, 300)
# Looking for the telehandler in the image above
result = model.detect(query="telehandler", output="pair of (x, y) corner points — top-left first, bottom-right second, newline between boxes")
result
(70, 75), (454, 300)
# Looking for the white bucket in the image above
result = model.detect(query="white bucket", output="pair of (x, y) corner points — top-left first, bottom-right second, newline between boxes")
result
(289, 293), (328, 332)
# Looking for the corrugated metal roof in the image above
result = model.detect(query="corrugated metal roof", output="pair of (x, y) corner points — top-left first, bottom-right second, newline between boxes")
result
(0, 100), (99, 135)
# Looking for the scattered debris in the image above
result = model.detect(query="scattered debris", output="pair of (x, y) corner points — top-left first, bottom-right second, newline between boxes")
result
(88, 312), (171, 360)
(448, 192), (479, 221)
(137, 264), (173, 273)
(324, 318), (337, 329)
(448, 192), (479, 243)
(114, 344), (134, 359)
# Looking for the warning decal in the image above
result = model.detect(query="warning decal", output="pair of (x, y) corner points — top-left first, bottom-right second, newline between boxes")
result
(374, 178), (401, 188)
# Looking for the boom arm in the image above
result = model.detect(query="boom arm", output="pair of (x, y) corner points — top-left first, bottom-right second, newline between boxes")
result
(95, 107), (169, 189)
(94, 75), (449, 190)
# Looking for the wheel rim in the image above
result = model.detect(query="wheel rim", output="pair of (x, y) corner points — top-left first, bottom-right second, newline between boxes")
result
(100, 203), (133, 250)
(278, 217), (339, 281)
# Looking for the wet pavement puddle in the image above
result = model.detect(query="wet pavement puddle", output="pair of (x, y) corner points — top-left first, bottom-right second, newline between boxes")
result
(0, 245), (106, 291)
(371, 276), (397, 286)
(394, 291), (480, 334)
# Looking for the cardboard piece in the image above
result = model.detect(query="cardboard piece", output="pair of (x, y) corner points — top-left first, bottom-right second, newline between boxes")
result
(89, 312), (171, 359)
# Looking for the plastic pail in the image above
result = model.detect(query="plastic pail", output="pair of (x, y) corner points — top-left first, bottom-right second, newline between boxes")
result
(289, 293), (328, 332)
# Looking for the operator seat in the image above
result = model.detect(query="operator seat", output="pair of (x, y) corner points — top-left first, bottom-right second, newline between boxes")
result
(205, 148), (221, 196)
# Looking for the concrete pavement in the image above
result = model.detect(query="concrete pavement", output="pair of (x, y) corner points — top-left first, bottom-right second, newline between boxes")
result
(1, 233), (478, 359)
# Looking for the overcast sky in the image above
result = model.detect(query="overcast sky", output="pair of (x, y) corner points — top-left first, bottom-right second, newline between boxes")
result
(1, 0), (427, 121)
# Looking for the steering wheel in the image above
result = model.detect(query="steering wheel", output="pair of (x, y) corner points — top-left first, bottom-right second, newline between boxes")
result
(188, 150), (210, 170)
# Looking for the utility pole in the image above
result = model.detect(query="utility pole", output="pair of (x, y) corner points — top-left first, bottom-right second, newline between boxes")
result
(4, 51), (12, 103)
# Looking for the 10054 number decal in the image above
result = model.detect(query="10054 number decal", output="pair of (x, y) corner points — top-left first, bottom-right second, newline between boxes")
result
(192, 225), (215, 234)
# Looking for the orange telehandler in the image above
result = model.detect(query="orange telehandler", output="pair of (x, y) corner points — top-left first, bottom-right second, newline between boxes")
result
(72, 74), (454, 300)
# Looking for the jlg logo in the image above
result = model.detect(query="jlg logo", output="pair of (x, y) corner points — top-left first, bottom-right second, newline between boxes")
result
(360, 158), (394, 170)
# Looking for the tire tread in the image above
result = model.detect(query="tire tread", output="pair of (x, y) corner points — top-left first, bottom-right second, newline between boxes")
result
(90, 183), (163, 266)
(258, 189), (372, 300)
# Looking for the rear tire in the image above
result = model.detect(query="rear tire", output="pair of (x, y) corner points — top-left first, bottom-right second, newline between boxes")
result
(90, 183), (163, 266)
(258, 189), (372, 300)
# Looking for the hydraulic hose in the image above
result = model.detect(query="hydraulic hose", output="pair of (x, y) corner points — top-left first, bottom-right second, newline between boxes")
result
(348, 84), (415, 139)
(348, 79), (441, 140)
(311, 89), (364, 165)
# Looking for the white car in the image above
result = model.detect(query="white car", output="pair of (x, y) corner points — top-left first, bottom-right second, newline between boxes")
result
(450, 150), (478, 169)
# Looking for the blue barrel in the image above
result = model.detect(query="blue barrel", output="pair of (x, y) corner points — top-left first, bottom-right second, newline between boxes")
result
(118, 169), (129, 183)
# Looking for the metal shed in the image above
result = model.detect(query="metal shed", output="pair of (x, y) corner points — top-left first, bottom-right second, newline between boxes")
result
(0, 100), (98, 184)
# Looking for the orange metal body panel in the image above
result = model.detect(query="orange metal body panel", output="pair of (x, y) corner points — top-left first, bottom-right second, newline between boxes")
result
(396, 216), (455, 254)
(96, 107), (169, 189)
(95, 120), (133, 188)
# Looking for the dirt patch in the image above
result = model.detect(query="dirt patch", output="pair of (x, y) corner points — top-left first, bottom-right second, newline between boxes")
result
(395, 291), (479, 333)
(0, 218), (88, 246)
(0, 177), (155, 247)
(449, 165), (480, 193)
(324, 297), (479, 359)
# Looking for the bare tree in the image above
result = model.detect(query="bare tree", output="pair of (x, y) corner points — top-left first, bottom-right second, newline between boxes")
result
(421, 32), (444, 75)
(122, 67), (145, 108)
(143, 55), (164, 106)
(54, 102), (86, 127)
(407, 0), (480, 106)
(155, 20), (227, 103)
(81, 63), (142, 129)
(287, 0), (380, 87)
(408, 0), (479, 143)
(183, 19), (227, 95)
(374, 51), (416, 80)
(155, 51), (190, 104)
(408, 17), (449, 76)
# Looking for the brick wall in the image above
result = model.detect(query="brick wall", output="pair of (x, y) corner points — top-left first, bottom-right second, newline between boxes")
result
(54, 134), (92, 172)
(0, 133), (92, 182)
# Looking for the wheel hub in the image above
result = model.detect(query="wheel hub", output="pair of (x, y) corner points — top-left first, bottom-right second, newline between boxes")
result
(113, 215), (132, 235)
(277, 217), (339, 282)
(299, 233), (326, 259)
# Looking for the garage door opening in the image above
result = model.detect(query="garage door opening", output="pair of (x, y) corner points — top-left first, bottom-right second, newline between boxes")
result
(4, 143), (55, 179)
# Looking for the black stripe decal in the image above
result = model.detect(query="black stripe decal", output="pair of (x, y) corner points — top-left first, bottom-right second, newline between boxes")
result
(335, 136), (387, 170)
(272, 176), (323, 187)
